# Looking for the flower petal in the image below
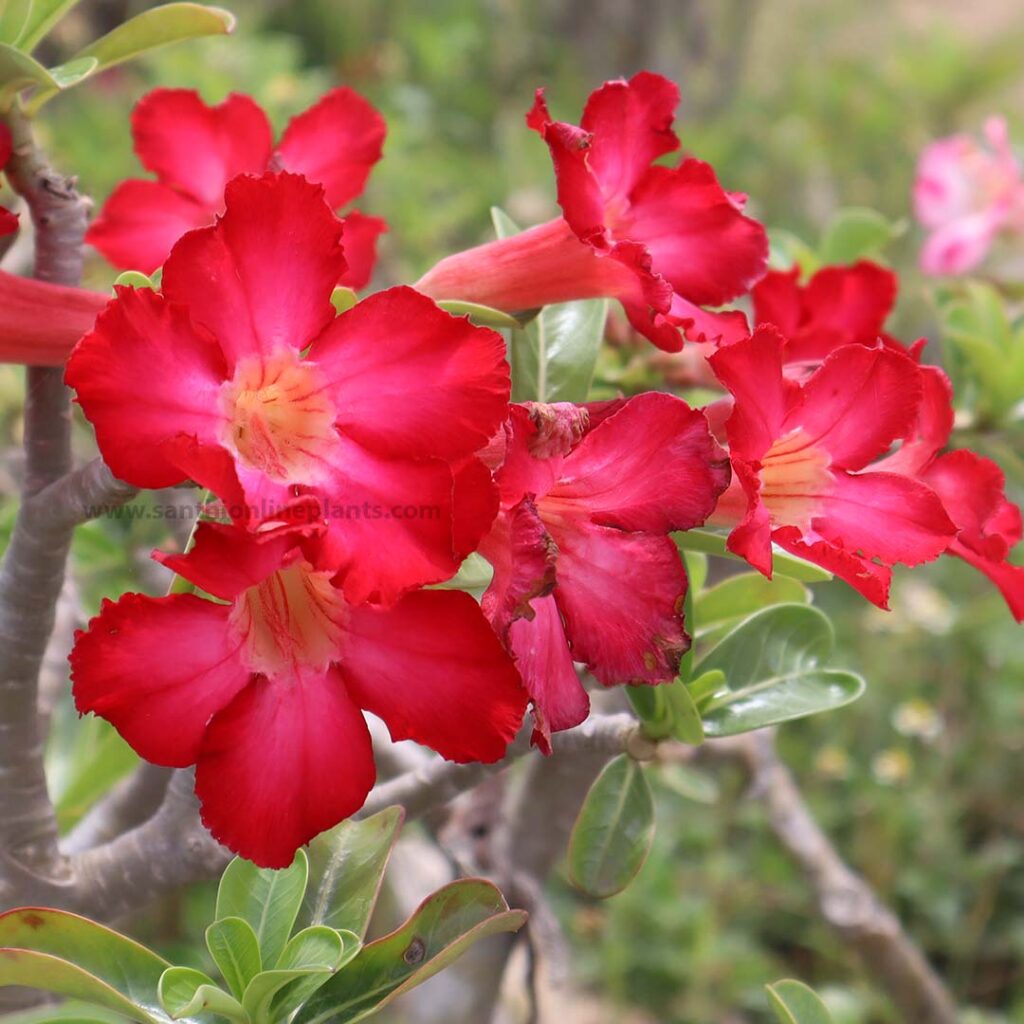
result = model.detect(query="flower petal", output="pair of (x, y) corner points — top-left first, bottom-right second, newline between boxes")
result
(195, 668), (375, 868)
(547, 392), (730, 533)
(132, 89), (271, 206)
(580, 72), (680, 203)
(508, 594), (589, 753)
(162, 172), (345, 366)
(618, 161), (768, 306)
(336, 211), (387, 290)
(553, 526), (688, 686)
(787, 344), (923, 469)
(341, 589), (527, 762)
(315, 440), (463, 604)
(70, 593), (249, 767)
(65, 286), (228, 488)
(85, 179), (213, 274)
(310, 286), (510, 461)
(275, 87), (386, 209)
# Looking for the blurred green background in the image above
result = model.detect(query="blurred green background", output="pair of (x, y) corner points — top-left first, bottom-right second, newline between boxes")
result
(4, 1), (1024, 1021)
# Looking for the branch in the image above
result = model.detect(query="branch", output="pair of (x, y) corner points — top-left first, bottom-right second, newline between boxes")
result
(707, 733), (959, 1024)
(0, 109), (91, 875)
(359, 713), (640, 822)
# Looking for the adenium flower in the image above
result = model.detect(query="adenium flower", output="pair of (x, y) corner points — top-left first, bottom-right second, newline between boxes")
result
(750, 260), (904, 368)
(416, 72), (766, 352)
(70, 521), (527, 867)
(0, 124), (18, 237)
(67, 172), (511, 604)
(478, 394), (730, 750)
(914, 116), (1024, 275)
(708, 329), (957, 607)
(875, 366), (1024, 621)
(86, 87), (387, 288)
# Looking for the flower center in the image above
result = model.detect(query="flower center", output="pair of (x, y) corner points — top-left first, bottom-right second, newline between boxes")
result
(231, 560), (346, 676)
(759, 428), (832, 531)
(221, 349), (338, 483)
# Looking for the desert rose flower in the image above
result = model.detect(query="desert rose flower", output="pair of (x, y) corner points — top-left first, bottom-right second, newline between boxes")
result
(708, 328), (956, 607)
(477, 394), (730, 750)
(874, 366), (1024, 621)
(70, 521), (527, 867)
(914, 116), (1024, 275)
(86, 87), (387, 288)
(416, 72), (766, 352)
(0, 124), (18, 237)
(67, 172), (511, 604)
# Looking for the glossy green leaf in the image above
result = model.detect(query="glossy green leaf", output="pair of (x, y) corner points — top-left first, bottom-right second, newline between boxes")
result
(659, 762), (720, 804)
(158, 967), (245, 1022)
(436, 298), (523, 329)
(0, 1000), (128, 1024)
(697, 604), (865, 736)
(330, 286), (358, 315)
(818, 206), (904, 264)
(206, 917), (262, 1002)
(492, 205), (608, 403)
(29, 3), (235, 109)
(216, 849), (309, 970)
(567, 754), (656, 899)
(674, 529), (833, 582)
(0, 42), (94, 104)
(241, 927), (359, 1024)
(766, 979), (834, 1023)
(300, 806), (403, 939)
(294, 880), (527, 1024)
(664, 677), (704, 745)
(695, 572), (809, 642)
(0, 0), (33, 46)
(0, 908), (171, 1023)
(433, 550), (493, 592)
(113, 269), (157, 290)
(15, 0), (83, 52)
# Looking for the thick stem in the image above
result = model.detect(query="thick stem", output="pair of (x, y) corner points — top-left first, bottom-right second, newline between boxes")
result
(0, 110), (91, 874)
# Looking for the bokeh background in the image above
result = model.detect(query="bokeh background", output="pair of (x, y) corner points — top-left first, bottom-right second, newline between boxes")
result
(3, 1), (1024, 1021)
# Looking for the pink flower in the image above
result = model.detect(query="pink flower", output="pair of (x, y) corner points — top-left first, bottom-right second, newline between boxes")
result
(478, 395), (730, 750)
(70, 522), (527, 867)
(0, 124), (18, 238)
(708, 329), (957, 607)
(67, 172), (511, 604)
(914, 116), (1024, 275)
(86, 88), (387, 288)
(417, 72), (766, 352)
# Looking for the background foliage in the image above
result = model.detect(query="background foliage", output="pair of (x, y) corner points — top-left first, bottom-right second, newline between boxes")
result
(1, 1), (1022, 1021)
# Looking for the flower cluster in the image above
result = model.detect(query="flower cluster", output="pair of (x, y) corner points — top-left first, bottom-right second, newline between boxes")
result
(58, 73), (1023, 868)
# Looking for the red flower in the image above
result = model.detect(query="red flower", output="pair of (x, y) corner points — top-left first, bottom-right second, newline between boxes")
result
(86, 88), (387, 288)
(0, 124), (19, 237)
(67, 173), (511, 604)
(70, 522), (527, 867)
(416, 72), (766, 352)
(478, 394), (730, 750)
(875, 367), (1024, 620)
(708, 328), (957, 607)
(751, 260), (905, 367)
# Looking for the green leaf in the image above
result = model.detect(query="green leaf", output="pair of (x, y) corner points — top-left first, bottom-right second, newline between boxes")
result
(29, 3), (235, 110)
(659, 762), (720, 804)
(330, 286), (358, 315)
(674, 529), (833, 582)
(0, 0), (34, 46)
(206, 917), (262, 1002)
(766, 979), (834, 1024)
(293, 880), (527, 1024)
(567, 754), (656, 899)
(768, 228), (820, 275)
(216, 849), (309, 971)
(818, 207), (904, 264)
(113, 269), (157, 290)
(0, 42), (94, 105)
(695, 572), (809, 642)
(158, 967), (246, 1022)
(491, 205), (607, 402)
(241, 927), (359, 1024)
(15, 0), (83, 52)
(0, 908), (171, 1023)
(433, 551), (493, 592)
(300, 806), (403, 940)
(436, 298), (523, 329)
(664, 677), (704, 745)
(696, 604), (866, 736)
